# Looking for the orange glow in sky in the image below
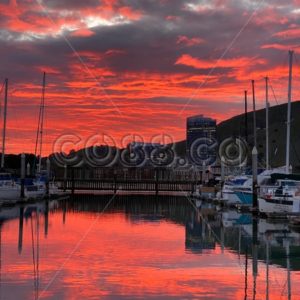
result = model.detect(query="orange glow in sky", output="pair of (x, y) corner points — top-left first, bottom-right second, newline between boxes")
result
(0, 0), (300, 154)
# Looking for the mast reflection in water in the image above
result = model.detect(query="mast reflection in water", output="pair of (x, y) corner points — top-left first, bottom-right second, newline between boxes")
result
(0, 195), (299, 299)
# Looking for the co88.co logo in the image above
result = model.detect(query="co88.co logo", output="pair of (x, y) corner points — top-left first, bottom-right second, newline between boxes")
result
(218, 137), (248, 167)
(189, 137), (218, 166)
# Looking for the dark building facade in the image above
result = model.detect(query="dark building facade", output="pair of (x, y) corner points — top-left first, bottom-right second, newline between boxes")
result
(186, 115), (217, 166)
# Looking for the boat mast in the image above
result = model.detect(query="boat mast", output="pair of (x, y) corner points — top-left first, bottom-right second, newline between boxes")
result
(286, 50), (294, 174)
(252, 80), (257, 148)
(265, 77), (270, 170)
(38, 72), (46, 173)
(1, 79), (8, 170)
(244, 90), (248, 143)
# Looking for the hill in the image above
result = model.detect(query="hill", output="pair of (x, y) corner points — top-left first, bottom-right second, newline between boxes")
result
(217, 101), (300, 170)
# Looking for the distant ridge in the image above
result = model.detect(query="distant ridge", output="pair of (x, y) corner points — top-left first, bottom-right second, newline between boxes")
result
(173, 101), (300, 170)
(217, 100), (300, 170)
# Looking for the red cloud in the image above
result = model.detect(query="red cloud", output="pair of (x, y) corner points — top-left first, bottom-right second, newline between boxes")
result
(175, 54), (266, 69)
(273, 27), (300, 39)
(70, 28), (95, 37)
(261, 43), (300, 53)
(176, 35), (205, 47)
(35, 66), (61, 74)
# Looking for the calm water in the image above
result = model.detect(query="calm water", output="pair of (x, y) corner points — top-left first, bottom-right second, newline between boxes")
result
(0, 195), (300, 300)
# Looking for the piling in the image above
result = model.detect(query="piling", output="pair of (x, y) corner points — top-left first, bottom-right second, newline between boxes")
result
(71, 168), (75, 195)
(26, 163), (31, 176)
(202, 161), (206, 184)
(252, 147), (258, 211)
(63, 164), (67, 192)
(114, 172), (117, 194)
(221, 156), (225, 198)
(155, 169), (159, 196)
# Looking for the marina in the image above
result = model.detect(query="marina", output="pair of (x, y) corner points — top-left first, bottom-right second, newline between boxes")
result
(1, 1), (300, 299)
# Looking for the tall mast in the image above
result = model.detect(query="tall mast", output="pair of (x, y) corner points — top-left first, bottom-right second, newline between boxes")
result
(252, 80), (257, 148)
(244, 90), (248, 143)
(1, 79), (8, 169)
(265, 77), (270, 170)
(38, 72), (46, 173)
(286, 50), (293, 174)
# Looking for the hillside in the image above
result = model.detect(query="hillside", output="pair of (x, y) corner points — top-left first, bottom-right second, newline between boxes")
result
(217, 101), (300, 170)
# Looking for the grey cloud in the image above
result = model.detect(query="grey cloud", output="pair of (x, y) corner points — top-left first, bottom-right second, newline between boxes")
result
(41, 0), (100, 9)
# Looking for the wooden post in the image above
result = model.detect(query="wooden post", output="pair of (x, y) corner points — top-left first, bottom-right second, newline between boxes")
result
(191, 180), (195, 195)
(155, 169), (159, 196)
(202, 161), (206, 185)
(114, 172), (117, 194)
(252, 147), (258, 211)
(63, 164), (67, 192)
(20, 153), (25, 198)
(71, 168), (75, 195)
(221, 156), (225, 199)
(26, 163), (31, 176)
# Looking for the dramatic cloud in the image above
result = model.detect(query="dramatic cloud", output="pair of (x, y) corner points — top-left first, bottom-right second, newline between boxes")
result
(0, 0), (299, 154)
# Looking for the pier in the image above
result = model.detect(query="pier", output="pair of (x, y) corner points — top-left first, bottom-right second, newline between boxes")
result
(56, 178), (198, 194)
(52, 166), (217, 195)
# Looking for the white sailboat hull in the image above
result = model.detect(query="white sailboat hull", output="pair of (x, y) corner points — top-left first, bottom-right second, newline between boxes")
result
(0, 183), (46, 201)
(258, 197), (300, 214)
(0, 186), (20, 201)
(25, 184), (46, 199)
(222, 189), (241, 204)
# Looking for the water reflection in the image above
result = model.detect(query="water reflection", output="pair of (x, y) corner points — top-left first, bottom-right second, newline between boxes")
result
(0, 195), (299, 299)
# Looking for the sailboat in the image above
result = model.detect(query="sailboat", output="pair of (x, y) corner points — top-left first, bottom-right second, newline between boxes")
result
(32, 72), (64, 197)
(14, 72), (55, 200)
(221, 79), (284, 205)
(0, 79), (21, 201)
(258, 50), (300, 215)
(231, 51), (300, 212)
(0, 76), (47, 201)
(19, 72), (49, 200)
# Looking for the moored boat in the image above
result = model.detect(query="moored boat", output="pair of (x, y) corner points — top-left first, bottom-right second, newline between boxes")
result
(258, 179), (300, 215)
(0, 173), (20, 201)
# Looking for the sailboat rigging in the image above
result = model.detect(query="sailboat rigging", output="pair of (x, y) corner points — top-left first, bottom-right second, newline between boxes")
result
(33, 72), (46, 174)
(286, 50), (294, 174)
(265, 76), (270, 170)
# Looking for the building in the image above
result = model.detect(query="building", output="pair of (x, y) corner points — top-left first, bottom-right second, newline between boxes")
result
(186, 115), (217, 166)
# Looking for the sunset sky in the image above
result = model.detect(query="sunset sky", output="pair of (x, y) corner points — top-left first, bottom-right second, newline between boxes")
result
(1, 0), (300, 154)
